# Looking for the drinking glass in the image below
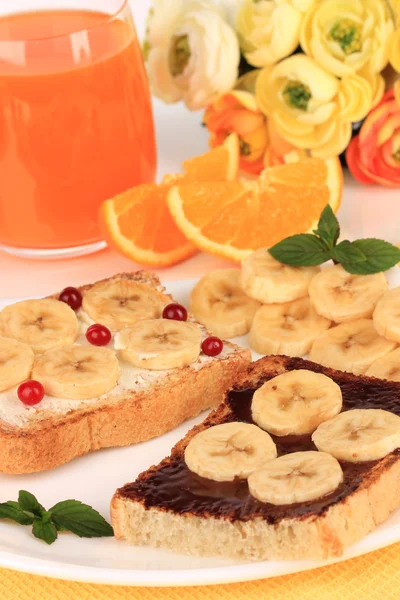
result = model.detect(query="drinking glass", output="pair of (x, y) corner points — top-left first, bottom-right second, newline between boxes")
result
(0, 0), (156, 258)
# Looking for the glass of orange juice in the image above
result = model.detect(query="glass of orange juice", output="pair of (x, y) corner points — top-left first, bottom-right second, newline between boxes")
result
(0, 0), (156, 258)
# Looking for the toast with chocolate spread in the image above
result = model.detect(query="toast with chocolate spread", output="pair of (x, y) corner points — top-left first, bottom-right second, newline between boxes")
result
(111, 355), (400, 561)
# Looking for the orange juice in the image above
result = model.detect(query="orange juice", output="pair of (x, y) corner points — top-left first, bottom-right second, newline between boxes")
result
(0, 9), (156, 250)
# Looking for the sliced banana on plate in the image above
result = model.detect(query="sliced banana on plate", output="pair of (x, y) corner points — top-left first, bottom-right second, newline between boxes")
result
(373, 288), (400, 343)
(32, 345), (120, 400)
(0, 299), (79, 354)
(184, 422), (277, 482)
(312, 409), (400, 462)
(189, 269), (260, 339)
(0, 337), (34, 392)
(366, 348), (400, 382)
(309, 319), (396, 375)
(248, 451), (343, 505)
(309, 265), (388, 323)
(82, 279), (167, 330)
(249, 297), (331, 356)
(251, 370), (342, 436)
(115, 319), (202, 370)
(240, 249), (319, 304)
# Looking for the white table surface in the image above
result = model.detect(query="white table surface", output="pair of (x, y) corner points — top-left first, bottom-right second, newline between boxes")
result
(0, 0), (399, 298)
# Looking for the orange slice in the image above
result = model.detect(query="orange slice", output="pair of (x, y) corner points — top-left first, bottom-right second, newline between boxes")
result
(183, 132), (239, 182)
(99, 134), (239, 267)
(167, 157), (343, 262)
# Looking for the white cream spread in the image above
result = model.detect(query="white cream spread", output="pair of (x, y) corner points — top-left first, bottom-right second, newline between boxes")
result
(0, 313), (237, 428)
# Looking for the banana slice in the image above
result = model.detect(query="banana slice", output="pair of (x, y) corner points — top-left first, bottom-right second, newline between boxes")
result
(309, 265), (388, 323)
(251, 370), (342, 436)
(0, 299), (79, 354)
(184, 422), (277, 482)
(373, 288), (400, 343)
(0, 337), (34, 392)
(189, 269), (261, 339)
(115, 319), (202, 370)
(248, 451), (343, 505)
(81, 279), (167, 330)
(366, 348), (400, 382)
(32, 345), (119, 400)
(309, 319), (396, 375)
(312, 409), (400, 462)
(240, 249), (319, 304)
(249, 297), (331, 357)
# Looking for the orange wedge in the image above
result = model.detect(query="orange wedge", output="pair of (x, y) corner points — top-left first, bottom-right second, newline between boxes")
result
(167, 157), (343, 262)
(99, 134), (239, 267)
(183, 132), (239, 182)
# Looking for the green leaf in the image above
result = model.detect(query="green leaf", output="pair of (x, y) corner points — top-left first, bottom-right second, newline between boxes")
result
(269, 234), (331, 267)
(49, 500), (114, 538)
(341, 239), (400, 274)
(313, 205), (340, 249)
(18, 491), (46, 518)
(331, 240), (366, 264)
(0, 501), (34, 525)
(32, 519), (58, 545)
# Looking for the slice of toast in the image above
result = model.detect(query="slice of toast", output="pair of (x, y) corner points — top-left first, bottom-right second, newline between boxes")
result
(0, 271), (250, 474)
(111, 355), (400, 561)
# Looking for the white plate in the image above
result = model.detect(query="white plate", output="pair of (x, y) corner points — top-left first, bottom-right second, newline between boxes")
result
(0, 272), (400, 587)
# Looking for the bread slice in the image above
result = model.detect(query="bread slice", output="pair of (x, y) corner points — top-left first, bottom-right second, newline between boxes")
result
(0, 271), (250, 474)
(111, 355), (400, 561)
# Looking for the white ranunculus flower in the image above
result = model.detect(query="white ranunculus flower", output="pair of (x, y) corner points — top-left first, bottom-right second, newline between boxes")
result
(146, 0), (240, 110)
(218, 0), (242, 27)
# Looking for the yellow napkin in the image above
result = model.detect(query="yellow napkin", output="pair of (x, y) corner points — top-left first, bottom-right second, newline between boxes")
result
(1, 542), (399, 600)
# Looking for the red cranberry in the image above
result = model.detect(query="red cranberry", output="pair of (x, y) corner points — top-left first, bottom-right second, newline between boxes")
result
(86, 324), (112, 346)
(59, 286), (82, 310)
(18, 380), (45, 406)
(162, 303), (188, 321)
(201, 336), (223, 357)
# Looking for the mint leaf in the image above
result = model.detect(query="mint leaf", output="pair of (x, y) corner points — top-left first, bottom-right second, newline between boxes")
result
(342, 239), (400, 274)
(313, 205), (340, 249)
(49, 500), (114, 538)
(32, 518), (58, 545)
(0, 501), (34, 525)
(18, 491), (46, 518)
(0, 492), (113, 546)
(269, 234), (331, 267)
(331, 240), (366, 264)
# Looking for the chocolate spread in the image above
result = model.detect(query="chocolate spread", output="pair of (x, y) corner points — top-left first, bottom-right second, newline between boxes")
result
(120, 357), (400, 523)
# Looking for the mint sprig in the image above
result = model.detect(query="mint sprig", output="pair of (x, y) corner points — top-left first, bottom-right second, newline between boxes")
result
(0, 490), (113, 545)
(269, 205), (400, 274)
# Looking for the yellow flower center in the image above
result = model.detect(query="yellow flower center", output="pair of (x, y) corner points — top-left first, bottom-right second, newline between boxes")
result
(282, 80), (312, 111)
(142, 7), (154, 61)
(393, 148), (400, 163)
(329, 19), (362, 55)
(142, 39), (151, 61)
(169, 34), (191, 78)
(239, 137), (252, 157)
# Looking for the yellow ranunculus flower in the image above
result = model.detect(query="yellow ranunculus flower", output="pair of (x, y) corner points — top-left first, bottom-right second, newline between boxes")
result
(256, 54), (373, 158)
(391, 28), (400, 71)
(237, 0), (317, 67)
(300, 0), (395, 78)
(390, 0), (400, 22)
(357, 66), (385, 107)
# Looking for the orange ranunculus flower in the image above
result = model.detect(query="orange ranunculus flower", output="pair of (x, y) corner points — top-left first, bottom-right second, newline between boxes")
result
(204, 90), (295, 174)
(346, 83), (400, 187)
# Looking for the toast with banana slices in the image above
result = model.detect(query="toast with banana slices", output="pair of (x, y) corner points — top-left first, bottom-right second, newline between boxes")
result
(111, 355), (400, 561)
(0, 272), (250, 474)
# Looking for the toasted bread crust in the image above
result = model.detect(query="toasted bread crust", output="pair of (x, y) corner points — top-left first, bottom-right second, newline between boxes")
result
(111, 355), (400, 560)
(0, 272), (251, 474)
